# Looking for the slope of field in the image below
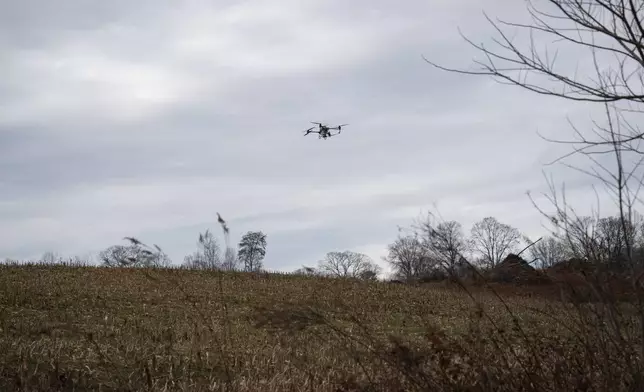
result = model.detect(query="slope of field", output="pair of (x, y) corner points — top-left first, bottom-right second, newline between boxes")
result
(0, 264), (634, 391)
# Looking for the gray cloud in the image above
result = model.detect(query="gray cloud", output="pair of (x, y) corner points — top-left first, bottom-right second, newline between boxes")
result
(0, 0), (629, 270)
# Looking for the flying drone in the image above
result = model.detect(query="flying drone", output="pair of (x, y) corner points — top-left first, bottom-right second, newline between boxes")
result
(303, 122), (349, 139)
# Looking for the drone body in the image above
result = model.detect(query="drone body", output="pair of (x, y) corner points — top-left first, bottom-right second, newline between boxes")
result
(303, 122), (349, 139)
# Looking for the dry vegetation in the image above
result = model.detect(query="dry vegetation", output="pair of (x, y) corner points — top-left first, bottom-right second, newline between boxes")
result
(0, 261), (640, 391)
(5, 2), (644, 390)
(4, 3), (644, 389)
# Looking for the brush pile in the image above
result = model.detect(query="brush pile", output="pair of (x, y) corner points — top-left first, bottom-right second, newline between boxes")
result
(488, 254), (551, 284)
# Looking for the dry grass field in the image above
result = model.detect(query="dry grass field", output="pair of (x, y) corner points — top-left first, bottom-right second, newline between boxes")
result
(0, 263), (640, 391)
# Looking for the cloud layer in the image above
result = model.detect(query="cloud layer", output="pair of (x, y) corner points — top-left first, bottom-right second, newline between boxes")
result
(0, 0), (628, 273)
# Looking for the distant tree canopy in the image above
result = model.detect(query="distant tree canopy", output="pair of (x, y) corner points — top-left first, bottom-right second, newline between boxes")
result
(386, 214), (527, 280)
(100, 239), (171, 268)
(317, 251), (382, 280)
(40, 251), (62, 264)
(470, 217), (521, 268)
(383, 210), (644, 281)
(550, 214), (644, 265)
(292, 265), (320, 276)
(383, 235), (432, 281)
(415, 214), (468, 272)
(424, 0), (644, 274)
(524, 236), (570, 269)
(238, 231), (267, 272)
(182, 229), (223, 270)
(38, 251), (89, 266)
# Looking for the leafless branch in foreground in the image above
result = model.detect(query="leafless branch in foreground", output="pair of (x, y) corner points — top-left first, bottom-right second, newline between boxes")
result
(424, 0), (644, 155)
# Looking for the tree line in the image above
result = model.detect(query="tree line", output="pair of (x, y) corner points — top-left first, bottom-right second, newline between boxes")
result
(97, 229), (268, 272)
(382, 211), (644, 282)
(28, 209), (642, 282)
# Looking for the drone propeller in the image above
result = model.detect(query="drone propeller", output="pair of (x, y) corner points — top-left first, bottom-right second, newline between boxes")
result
(312, 121), (331, 131)
(303, 121), (347, 139)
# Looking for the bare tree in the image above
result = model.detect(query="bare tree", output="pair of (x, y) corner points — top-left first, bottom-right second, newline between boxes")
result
(592, 214), (640, 263)
(415, 214), (468, 273)
(238, 230), (267, 272)
(383, 235), (433, 281)
(424, 1), (644, 104)
(470, 217), (521, 268)
(555, 214), (601, 261)
(67, 255), (89, 266)
(545, 207), (641, 265)
(100, 244), (137, 267)
(426, 0), (644, 265)
(101, 238), (171, 268)
(199, 229), (222, 267)
(426, 1), (644, 372)
(182, 229), (223, 270)
(525, 235), (570, 268)
(548, 212), (636, 264)
(40, 251), (61, 264)
(146, 250), (172, 268)
(222, 247), (240, 271)
(596, 215), (629, 263)
(317, 251), (381, 279)
(182, 254), (202, 269)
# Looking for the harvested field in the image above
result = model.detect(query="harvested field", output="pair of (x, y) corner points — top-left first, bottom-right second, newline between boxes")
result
(0, 263), (641, 391)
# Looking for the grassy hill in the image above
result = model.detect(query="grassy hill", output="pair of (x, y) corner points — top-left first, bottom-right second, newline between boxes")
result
(0, 263), (638, 391)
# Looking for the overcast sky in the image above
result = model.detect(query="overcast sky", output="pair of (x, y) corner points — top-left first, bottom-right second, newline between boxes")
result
(0, 0), (626, 273)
